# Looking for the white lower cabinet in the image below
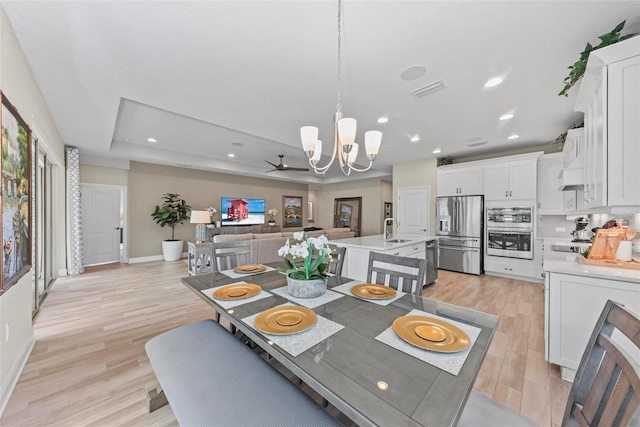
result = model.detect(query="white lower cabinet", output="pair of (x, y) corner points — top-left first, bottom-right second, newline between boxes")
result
(547, 272), (640, 381)
(484, 257), (537, 280)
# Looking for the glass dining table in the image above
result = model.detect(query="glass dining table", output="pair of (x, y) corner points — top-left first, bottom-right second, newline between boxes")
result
(182, 264), (498, 427)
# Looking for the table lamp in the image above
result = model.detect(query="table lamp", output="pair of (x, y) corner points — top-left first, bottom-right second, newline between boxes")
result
(190, 210), (211, 243)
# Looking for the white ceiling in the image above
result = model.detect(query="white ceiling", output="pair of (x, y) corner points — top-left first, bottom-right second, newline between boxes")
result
(3, 1), (639, 184)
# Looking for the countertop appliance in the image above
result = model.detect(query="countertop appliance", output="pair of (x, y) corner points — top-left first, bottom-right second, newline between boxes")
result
(571, 217), (592, 242)
(436, 195), (483, 275)
(486, 206), (534, 260)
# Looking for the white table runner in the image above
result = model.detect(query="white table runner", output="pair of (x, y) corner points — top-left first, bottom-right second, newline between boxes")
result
(200, 281), (273, 309)
(332, 280), (406, 306)
(243, 303), (344, 357)
(270, 286), (344, 309)
(375, 309), (481, 376)
(221, 265), (276, 279)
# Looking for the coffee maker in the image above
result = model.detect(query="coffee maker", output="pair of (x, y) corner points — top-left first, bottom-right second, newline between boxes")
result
(571, 217), (592, 242)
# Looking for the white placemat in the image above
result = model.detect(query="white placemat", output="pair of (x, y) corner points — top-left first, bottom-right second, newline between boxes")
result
(332, 280), (406, 306)
(375, 309), (481, 376)
(270, 286), (344, 309)
(200, 281), (273, 309)
(221, 265), (276, 279)
(243, 303), (344, 357)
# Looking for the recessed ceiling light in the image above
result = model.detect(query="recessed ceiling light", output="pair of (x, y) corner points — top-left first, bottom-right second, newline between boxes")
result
(377, 117), (389, 124)
(484, 77), (503, 88)
(433, 148), (441, 154)
(147, 137), (157, 143)
(410, 136), (420, 142)
(508, 134), (520, 140)
(499, 114), (514, 121)
(228, 153), (235, 157)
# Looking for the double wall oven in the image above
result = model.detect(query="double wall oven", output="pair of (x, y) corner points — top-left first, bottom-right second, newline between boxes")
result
(486, 206), (534, 260)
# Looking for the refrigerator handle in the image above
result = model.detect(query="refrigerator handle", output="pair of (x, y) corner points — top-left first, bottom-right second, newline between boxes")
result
(453, 199), (458, 234)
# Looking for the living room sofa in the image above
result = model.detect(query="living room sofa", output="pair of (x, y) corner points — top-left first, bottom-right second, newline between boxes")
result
(213, 229), (355, 264)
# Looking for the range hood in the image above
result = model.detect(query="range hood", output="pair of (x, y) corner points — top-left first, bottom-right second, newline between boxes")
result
(558, 153), (585, 191)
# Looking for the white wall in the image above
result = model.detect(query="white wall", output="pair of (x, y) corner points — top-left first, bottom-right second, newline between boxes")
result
(0, 6), (67, 415)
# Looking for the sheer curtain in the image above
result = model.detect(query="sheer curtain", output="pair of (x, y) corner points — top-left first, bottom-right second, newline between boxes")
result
(65, 147), (84, 275)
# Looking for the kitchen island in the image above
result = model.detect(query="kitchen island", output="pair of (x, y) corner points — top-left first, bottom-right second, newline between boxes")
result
(542, 241), (640, 382)
(329, 234), (439, 285)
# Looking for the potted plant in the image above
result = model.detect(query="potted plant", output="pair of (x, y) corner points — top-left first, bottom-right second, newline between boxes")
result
(278, 232), (332, 298)
(206, 207), (217, 227)
(559, 21), (636, 97)
(267, 208), (278, 226)
(151, 193), (191, 261)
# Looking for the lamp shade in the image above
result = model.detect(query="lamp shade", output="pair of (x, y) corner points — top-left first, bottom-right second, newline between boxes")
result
(310, 140), (322, 162)
(365, 131), (382, 156)
(190, 210), (211, 224)
(300, 126), (319, 145)
(347, 143), (359, 165)
(337, 118), (357, 149)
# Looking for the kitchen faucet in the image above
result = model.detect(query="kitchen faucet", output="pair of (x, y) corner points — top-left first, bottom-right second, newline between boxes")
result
(384, 218), (398, 240)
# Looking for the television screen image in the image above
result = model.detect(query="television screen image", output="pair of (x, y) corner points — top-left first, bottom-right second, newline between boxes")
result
(221, 197), (265, 225)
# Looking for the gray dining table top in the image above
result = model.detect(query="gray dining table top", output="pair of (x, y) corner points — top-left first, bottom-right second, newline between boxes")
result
(182, 264), (498, 427)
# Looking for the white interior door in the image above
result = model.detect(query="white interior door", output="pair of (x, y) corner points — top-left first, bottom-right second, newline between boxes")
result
(397, 187), (430, 236)
(81, 184), (122, 266)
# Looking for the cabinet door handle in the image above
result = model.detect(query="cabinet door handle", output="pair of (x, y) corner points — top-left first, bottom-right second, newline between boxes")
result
(393, 252), (400, 256)
(509, 191), (512, 197)
(505, 191), (508, 197)
(504, 267), (513, 271)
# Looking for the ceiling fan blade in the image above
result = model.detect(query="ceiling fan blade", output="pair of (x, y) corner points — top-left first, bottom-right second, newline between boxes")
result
(265, 168), (278, 173)
(283, 167), (310, 172)
(265, 160), (278, 167)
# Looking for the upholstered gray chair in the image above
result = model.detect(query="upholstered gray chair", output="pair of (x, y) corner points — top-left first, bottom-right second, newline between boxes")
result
(459, 300), (640, 427)
(366, 252), (426, 295)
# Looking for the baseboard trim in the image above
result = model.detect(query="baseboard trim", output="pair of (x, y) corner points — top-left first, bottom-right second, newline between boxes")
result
(128, 252), (187, 264)
(0, 336), (35, 417)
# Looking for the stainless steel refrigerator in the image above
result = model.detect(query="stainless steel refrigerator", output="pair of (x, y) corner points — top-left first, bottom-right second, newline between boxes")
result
(436, 195), (483, 275)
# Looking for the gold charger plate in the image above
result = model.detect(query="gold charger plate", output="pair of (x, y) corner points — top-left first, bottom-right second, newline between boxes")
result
(254, 306), (317, 335)
(351, 283), (397, 300)
(392, 315), (470, 353)
(232, 264), (267, 274)
(213, 283), (262, 300)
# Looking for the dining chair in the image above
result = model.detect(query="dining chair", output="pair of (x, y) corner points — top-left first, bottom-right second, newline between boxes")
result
(327, 245), (346, 276)
(212, 240), (254, 271)
(366, 252), (426, 295)
(458, 299), (640, 427)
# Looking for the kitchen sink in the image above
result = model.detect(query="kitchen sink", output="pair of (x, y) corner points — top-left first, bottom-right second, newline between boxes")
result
(385, 239), (410, 243)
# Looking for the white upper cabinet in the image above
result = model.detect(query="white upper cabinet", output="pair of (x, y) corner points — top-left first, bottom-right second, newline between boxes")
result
(575, 37), (640, 208)
(537, 153), (586, 214)
(436, 167), (483, 197)
(484, 160), (537, 201)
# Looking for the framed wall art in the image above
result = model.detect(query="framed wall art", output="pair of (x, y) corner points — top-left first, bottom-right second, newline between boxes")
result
(282, 195), (303, 228)
(1, 92), (32, 292)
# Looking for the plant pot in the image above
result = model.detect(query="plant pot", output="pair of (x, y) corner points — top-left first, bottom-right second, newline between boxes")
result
(268, 221), (276, 226)
(162, 240), (184, 261)
(286, 276), (327, 298)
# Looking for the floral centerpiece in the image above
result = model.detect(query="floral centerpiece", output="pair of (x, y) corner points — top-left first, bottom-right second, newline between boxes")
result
(278, 232), (332, 298)
(267, 208), (278, 226)
(206, 207), (217, 226)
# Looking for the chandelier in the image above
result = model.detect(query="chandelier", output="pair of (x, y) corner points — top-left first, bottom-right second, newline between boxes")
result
(300, 0), (382, 176)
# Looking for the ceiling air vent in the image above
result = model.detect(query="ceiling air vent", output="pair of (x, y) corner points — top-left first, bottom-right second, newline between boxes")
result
(411, 81), (445, 98)
(466, 140), (488, 147)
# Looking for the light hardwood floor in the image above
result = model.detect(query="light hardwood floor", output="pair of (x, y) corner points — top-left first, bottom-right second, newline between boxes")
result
(1, 261), (571, 426)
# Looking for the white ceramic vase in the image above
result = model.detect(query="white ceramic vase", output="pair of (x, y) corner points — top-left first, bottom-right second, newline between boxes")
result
(286, 276), (327, 298)
(162, 240), (183, 261)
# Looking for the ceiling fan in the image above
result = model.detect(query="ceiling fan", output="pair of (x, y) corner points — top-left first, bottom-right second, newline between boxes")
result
(265, 155), (309, 173)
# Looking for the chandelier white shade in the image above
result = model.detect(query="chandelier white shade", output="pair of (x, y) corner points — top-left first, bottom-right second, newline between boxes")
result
(299, 0), (382, 176)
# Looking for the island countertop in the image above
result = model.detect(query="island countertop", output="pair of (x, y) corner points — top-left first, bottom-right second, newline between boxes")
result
(329, 234), (438, 251)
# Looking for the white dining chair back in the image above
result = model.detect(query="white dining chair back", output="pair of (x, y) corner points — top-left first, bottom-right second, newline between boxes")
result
(366, 252), (426, 295)
(212, 240), (253, 271)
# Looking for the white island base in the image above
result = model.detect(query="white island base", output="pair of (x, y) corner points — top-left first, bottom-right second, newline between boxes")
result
(329, 234), (438, 285)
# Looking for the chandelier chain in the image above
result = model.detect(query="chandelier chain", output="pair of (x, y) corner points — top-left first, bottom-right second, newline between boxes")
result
(336, 0), (342, 113)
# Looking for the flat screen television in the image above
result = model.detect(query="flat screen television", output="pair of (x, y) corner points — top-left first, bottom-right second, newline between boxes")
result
(221, 197), (265, 226)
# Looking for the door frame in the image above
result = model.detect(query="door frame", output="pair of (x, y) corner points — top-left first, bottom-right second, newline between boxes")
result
(80, 183), (128, 264)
